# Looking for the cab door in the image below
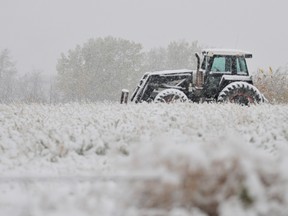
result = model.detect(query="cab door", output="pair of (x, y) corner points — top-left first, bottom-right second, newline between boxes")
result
(203, 55), (232, 98)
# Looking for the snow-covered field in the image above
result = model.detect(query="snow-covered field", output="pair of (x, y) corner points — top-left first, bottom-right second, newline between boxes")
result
(0, 103), (288, 216)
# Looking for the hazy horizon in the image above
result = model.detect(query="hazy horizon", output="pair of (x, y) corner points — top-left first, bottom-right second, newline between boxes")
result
(1, 0), (288, 75)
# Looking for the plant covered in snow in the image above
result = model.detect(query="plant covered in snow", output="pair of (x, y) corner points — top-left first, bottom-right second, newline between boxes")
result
(121, 135), (288, 216)
(254, 67), (288, 104)
(0, 103), (287, 216)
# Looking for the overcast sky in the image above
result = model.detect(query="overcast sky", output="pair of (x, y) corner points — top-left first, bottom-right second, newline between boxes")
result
(1, 0), (288, 75)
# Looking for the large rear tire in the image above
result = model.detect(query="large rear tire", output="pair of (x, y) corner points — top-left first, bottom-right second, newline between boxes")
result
(217, 82), (263, 105)
(154, 89), (188, 103)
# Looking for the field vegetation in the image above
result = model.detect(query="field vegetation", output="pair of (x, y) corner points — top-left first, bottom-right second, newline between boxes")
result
(0, 103), (287, 215)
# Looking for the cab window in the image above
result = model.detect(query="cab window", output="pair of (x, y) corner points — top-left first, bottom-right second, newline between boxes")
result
(211, 56), (232, 73)
(235, 57), (248, 75)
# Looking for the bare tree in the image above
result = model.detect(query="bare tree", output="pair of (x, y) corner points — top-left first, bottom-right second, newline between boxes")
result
(0, 49), (17, 102)
(17, 70), (47, 103)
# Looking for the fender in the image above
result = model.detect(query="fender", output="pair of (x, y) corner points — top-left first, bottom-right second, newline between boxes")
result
(219, 75), (253, 90)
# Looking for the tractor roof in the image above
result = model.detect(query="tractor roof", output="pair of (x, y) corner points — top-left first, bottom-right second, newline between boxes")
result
(202, 49), (253, 58)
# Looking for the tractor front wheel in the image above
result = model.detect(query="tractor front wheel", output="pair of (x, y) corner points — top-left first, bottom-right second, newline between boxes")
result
(154, 89), (188, 103)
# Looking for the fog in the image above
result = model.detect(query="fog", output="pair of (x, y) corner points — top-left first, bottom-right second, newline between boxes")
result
(1, 0), (288, 74)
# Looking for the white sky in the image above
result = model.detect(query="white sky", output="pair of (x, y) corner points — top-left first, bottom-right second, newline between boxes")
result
(0, 0), (288, 75)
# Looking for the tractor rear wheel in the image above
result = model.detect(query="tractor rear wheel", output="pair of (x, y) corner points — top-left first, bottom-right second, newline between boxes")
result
(154, 89), (188, 103)
(217, 82), (263, 105)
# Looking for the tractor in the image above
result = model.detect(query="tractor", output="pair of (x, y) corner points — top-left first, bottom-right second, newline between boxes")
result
(121, 49), (266, 105)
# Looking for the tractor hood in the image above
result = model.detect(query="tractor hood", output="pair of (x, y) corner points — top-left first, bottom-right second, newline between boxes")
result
(147, 69), (194, 76)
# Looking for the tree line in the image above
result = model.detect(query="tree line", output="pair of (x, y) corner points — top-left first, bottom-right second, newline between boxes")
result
(0, 36), (201, 103)
(2, 36), (288, 104)
(0, 49), (55, 103)
(56, 37), (201, 101)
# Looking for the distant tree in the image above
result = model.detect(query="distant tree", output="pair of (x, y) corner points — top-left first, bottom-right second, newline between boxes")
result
(143, 40), (202, 72)
(166, 40), (201, 69)
(143, 47), (167, 72)
(56, 45), (85, 101)
(17, 70), (47, 102)
(56, 37), (144, 101)
(0, 49), (17, 102)
(48, 75), (60, 104)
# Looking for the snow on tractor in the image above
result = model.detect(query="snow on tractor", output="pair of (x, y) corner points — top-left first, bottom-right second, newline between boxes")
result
(121, 49), (267, 105)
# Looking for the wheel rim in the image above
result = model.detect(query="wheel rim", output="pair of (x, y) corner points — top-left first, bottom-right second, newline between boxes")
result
(160, 94), (182, 103)
(154, 89), (188, 103)
(229, 93), (254, 105)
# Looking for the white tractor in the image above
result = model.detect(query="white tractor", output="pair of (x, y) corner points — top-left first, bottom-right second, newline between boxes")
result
(121, 49), (266, 105)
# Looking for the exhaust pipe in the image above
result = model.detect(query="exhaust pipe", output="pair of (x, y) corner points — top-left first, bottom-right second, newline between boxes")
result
(120, 89), (129, 104)
(195, 52), (200, 71)
(195, 53), (204, 89)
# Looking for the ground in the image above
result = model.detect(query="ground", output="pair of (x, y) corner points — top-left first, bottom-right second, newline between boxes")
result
(0, 103), (288, 216)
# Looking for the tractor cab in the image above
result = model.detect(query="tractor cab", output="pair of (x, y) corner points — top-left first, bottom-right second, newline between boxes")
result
(201, 49), (252, 74)
(198, 49), (253, 99)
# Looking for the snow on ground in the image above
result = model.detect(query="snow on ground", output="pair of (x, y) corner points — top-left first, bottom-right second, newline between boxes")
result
(0, 102), (288, 216)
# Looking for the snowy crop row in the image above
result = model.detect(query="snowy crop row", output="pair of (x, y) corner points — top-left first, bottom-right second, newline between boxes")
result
(0, 103), (287, 216)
